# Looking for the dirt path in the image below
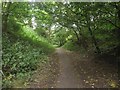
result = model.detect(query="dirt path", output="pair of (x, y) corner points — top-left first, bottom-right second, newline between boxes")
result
(54, 48), (118, 88)
(55, 48), (79, 88)
(29, 48), (119, 88)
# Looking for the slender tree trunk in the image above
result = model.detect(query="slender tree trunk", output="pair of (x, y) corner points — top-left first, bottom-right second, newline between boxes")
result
(77, 26), (88, 49)
(88, 25), (101, 53)
(2, 2), (11, 32)
(72, 29), (80, 42)
(2, 15), (9, 32)
(86, 16), (101, 53)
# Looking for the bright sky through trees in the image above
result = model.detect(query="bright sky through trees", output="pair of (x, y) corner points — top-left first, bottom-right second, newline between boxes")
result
(2, 2), (120, 88)
(31, 17), (37, 29)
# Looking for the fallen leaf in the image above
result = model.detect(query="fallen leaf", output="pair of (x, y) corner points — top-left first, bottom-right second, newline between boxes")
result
(85, 81), (89, 84)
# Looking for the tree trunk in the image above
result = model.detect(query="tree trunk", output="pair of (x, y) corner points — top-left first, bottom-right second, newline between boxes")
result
(72, 29), (80, 42)
(77, 26), (88, 49)
(2, 2), (11, 32)
(2, 15), (8, 32)
(86, 16), (101, 53)
(88, 26), (101, 53)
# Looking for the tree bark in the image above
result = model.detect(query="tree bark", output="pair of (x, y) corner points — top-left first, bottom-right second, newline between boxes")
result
(86, 16), (101, 53)
(77, 26), (88, 49)
(72, 28), (80, 42)
(2, 2), (11, 32)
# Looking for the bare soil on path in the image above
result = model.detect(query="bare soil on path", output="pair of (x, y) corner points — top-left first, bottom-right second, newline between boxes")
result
(55, 48), (80, 88)
(54, 48), (119, 88)
(30, 48), (119, 88)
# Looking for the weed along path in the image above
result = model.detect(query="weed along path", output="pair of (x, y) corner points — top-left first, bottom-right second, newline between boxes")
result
(55, 48), (79, 88)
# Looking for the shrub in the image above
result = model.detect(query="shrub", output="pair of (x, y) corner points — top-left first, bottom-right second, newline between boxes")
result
(2, 32), (51, 88)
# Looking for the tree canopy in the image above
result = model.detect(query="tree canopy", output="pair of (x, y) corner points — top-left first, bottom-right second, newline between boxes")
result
(2, 2), (120, 88)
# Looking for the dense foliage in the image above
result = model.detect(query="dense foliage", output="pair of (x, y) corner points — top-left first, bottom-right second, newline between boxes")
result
(2, 2), (120, 88)
(2, 32), (47, 87)
(50, 2), (120, 53)
(2, 27), (54, 87)
(2, 2), (55, 87)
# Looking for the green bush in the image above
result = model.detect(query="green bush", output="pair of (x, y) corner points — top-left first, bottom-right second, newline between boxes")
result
(63, 41), (81, 51)
(2, 32), (51, 88)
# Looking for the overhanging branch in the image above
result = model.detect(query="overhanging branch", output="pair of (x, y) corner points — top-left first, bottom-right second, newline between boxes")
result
(104, 18), (120, 29)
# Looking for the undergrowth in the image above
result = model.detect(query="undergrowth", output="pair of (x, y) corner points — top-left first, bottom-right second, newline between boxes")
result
(2, 20), (55, 88)
(63, 41), (86, 53)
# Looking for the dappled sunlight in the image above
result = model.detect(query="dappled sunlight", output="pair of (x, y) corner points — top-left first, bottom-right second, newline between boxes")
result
(2, 2), (120, 88)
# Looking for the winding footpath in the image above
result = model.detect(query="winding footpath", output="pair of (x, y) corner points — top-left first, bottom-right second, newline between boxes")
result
(30, 48), (118, 88)
(55, 48), (79, 88)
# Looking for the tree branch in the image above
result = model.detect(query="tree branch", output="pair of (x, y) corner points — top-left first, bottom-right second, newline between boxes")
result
(104, 18), (120, 29)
